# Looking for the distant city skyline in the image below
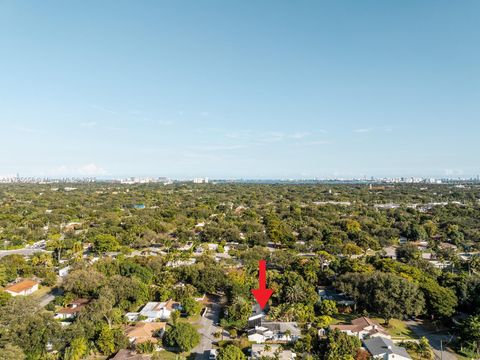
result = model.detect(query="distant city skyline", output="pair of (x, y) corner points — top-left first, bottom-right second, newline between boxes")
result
(1, 1), (479, 178)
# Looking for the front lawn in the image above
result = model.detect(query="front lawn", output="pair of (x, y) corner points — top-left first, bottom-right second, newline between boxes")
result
(372, 318), (418, 339)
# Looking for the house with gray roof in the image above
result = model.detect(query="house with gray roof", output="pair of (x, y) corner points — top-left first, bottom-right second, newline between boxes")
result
(363, 337), (411, 360)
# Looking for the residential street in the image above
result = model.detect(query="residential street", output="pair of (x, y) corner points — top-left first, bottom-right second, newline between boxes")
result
(406, 320), (458, 360)
(38, 281), (63, 308)
(0, 248), (51, 258)
(192, 297), (223, 360)
(39, 293), (56, 307)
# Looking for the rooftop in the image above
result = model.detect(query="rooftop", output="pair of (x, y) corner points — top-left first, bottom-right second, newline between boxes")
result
(364, 337), (411, 359)
(4, 279), (38, 293)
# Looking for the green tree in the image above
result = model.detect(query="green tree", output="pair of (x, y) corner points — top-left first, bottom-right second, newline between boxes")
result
(459, 315), (480, 357)
(170, 310), (180, 325)
(335, 272), (425, 324)
(321, 329), (361, 360)
(318, 300), (338, 316)
(0, 291), (12, 306)
(96, 325), (115, 355)
(63, 269), (106, 297)
(93, 234), (119, 253)
(0, 344), (26, 360)
(420, 279), (457, 319)
(182, 296), (201, 317)
(217, 345), (246, 360)
(225, 296), (251, 328)
(163, 323), (200, 352)
(136, 340), (156, 354)
(64, 337), (88, 360)
(342, 243), (362, 258)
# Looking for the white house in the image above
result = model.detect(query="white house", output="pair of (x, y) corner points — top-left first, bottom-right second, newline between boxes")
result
(248, 321), (301, 343)
(54, 298), (90, 320)
(248, 326), (273, 343)
(166, 258), (196, 268)
(127, 300), (181, 322)
(4, 279), (39, 296)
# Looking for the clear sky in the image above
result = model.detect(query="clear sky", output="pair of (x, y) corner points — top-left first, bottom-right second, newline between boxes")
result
(1, 1), (479, 179)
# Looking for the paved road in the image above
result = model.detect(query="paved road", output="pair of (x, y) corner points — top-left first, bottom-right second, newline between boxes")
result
(39, 294), (56, 307)
(406, 320), (458, 360)
(192, 299), (223, 360)
(38, 282), (63, 308)
(0, 248), (52, 258)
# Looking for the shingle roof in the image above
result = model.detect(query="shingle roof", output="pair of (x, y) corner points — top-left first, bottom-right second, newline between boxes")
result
(330, 317), (389, 337)
(262, 321), (301, 337)
(364, 337), (411, 359)
(125, 322), (166, 344)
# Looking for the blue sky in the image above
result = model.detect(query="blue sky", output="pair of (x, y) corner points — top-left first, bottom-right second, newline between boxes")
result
(1, 0), (479, 179)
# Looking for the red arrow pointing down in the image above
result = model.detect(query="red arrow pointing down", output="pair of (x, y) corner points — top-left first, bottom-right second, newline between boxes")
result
(251, 260), (273, 310)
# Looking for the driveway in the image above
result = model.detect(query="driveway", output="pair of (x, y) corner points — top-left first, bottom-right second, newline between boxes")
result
(406, 320), (458, 360)
(192, 297), (223, 360)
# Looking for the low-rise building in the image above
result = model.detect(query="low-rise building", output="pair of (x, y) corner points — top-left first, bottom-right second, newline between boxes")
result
(4, 279), (39, 296)
(125, 322), (166, 345)
(248, 321), (301, 343)
(363, 336), (411, 360)
(127, 300), (181, 322)
(382, 246), (397, 260)
(55, 298), (90, 320)
(330, 317), (390, 340)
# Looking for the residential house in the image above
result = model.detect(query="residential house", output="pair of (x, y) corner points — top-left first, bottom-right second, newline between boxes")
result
(439, 242), (458, 251)
(125, 322), (166, 345)
(54, 298), (90, 320)
(166, 258), (196, 267)
(318, 287), (355, 307)
(248, 326), (272, 343)
(4, 279), (39, 296)
(126, 300), (181, 322)
(330, 317), (390, 340)
(382, 246), (397, 260)
(178, 242), (194, 251)
(248, 304), (266, 328)
(248, 321), (301, 343)
(421, 252), (433, 261)
(363, 337), (411, 360)
(428, 260), (452, 269)
(251, 344), (296, 360)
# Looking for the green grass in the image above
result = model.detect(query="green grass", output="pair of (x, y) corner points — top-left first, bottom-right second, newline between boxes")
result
(372, 318), (418, 339)
(180, 314), (202, 324)
(328, 313), (358, 325)
(153, 350), (189, 360)
(330, 314), (417, 340)
(31, 285), (52, 299)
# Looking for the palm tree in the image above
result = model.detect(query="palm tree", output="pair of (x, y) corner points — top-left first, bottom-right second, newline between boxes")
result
(285, 284), (304, 304)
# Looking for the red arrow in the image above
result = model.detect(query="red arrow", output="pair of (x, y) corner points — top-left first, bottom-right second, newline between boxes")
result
(251, 260), (274, 310)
